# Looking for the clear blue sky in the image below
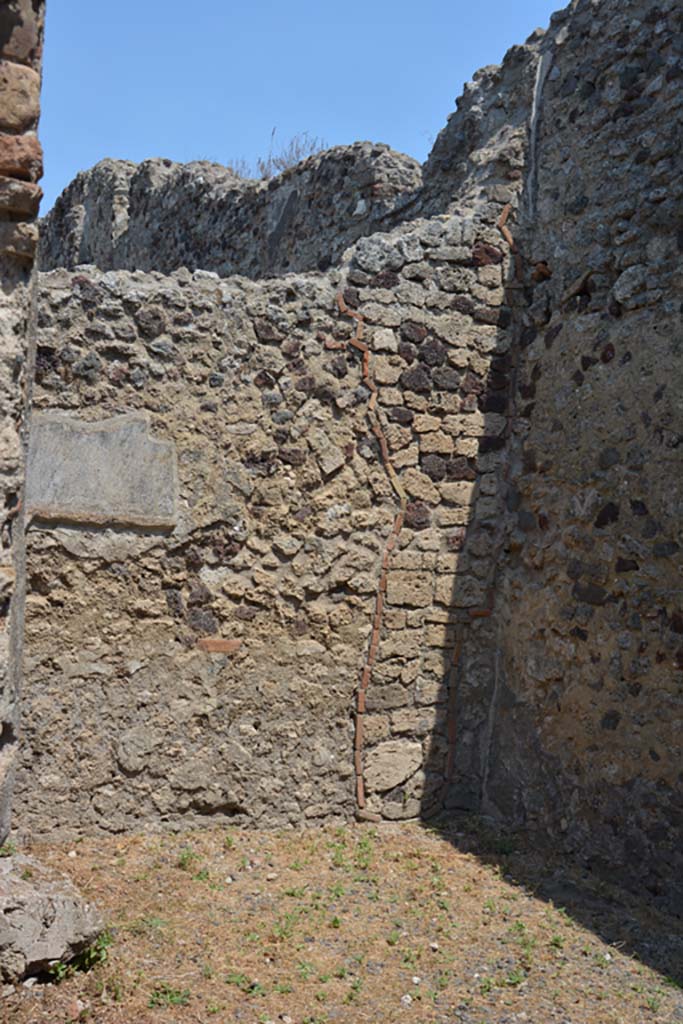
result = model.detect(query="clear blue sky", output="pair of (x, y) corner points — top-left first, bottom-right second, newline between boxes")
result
(40, 0), (561, 212)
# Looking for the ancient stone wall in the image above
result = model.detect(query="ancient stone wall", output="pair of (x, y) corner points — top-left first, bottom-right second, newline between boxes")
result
(39, 144), (422, 279)
(15, 0), (683, 914)
(481, 0), (683, 912)
(18, 200), (518, 836)
(0, 0), (44, 842)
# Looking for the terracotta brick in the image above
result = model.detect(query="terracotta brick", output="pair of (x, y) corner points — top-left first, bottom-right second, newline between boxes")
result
(197, 637), (242, 654)
(355, 807), (382, 822)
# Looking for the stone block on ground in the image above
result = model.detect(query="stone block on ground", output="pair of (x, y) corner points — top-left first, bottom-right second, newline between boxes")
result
(0, 855), (102, 982)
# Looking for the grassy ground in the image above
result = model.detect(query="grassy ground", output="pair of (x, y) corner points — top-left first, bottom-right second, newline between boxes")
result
(4, 818), (683, 1023)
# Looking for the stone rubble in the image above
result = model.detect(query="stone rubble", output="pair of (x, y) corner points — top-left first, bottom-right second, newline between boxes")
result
(0, 854), (102, 983)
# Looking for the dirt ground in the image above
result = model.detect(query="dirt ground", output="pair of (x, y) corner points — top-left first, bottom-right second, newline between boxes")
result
(3, 818), (683, 1024)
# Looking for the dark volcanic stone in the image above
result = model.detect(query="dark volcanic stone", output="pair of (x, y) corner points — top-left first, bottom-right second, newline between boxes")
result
(134, 306), (166, 338)
(594, 502), (619, 528)
(253, 368), (277, 388)
(279, 446), (306, 466)
(253, 317), (284, 342)
(601, 709), (621, 730)
(598, 447), (621, 470)
(653, 541), (680, 557)
(371, 269), (400, 288)
(479, 393), (508, 414)
(461, 371), (485, 395)
(400, 366), (432, 393)
(418, 337), (446, 367)
(479, 435), (506, 454)
(471, 241), (504, 266)
(398, 341), (417, 364)
(445, 457), (476, 481)
(387, 406), (414, 425)
(404, 501), (431, 530)
(186, 607), (218, 634)
(400, 321), (428, 344)
(421, 454), (447, 481)
(432, 366), (460, 391)
(572, 581), (608, 606)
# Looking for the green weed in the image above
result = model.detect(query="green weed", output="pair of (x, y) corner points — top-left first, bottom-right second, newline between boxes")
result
(148, 983), (190, 1007)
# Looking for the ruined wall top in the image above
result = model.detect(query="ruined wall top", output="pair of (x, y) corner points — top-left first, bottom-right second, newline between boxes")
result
(39, 143), (423, 279)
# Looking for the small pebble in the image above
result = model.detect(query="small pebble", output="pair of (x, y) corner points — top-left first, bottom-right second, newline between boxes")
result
(430, 941), (439, 951)
(412, 975), (421, 985)
(401, 993), (413, 1006)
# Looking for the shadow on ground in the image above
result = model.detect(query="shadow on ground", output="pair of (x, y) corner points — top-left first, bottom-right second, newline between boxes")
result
(419, 811), (683, 991)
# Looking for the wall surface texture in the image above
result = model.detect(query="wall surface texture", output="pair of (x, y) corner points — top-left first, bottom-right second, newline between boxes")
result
(15, 0), (683, 914)
(39, 145), (422, 280)
(488, 0), (683, 909)
(0, 0), (44, 843)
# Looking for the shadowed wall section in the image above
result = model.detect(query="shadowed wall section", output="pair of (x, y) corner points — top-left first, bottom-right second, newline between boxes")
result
(484, 0), (683, 913)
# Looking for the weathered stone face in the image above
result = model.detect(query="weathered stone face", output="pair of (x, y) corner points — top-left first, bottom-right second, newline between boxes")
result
(39, 145), (422, 280)
(0, 0), (44, 845)
(26, 413), (178, 529)
(0, 854), (102, 982)
(484, 0), (683, 913)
